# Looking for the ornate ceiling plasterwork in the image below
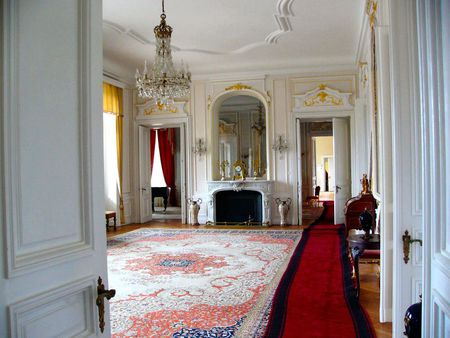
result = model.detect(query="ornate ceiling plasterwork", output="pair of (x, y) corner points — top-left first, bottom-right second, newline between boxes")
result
(103, 0), (295, 56)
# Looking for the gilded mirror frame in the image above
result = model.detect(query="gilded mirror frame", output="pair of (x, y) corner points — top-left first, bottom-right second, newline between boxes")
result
(208, 88), (271, 181)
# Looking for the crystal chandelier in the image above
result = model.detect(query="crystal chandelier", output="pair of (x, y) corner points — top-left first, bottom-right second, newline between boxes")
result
(135, 0), (191, 105)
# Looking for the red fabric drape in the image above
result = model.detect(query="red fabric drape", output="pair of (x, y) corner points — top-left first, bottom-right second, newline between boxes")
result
(150, 129), (156, 173)
(158, 128), (176, 205)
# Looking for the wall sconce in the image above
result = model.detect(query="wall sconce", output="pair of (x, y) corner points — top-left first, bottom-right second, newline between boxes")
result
(193, 138), (207, 156)
(272, 135), (288, 154)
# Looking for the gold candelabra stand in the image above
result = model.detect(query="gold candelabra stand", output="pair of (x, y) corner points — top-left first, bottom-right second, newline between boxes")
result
(219, 160), (229, 181)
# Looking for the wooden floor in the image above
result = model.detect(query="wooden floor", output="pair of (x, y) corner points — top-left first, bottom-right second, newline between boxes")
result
(107, 220), (392, 337)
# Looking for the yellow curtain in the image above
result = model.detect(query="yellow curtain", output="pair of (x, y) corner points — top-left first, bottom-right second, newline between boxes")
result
(103, 82), (122, 115)
(103, 82), (125, 224)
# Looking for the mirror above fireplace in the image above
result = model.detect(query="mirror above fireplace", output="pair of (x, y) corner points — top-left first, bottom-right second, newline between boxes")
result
(218, 95), (266, 179)
(209, 87), (270, 181)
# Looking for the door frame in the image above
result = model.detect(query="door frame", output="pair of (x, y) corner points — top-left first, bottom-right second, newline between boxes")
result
(138, 126), (153, 223)
(134, 116), (191, 224)
(291, 110), (356, 226)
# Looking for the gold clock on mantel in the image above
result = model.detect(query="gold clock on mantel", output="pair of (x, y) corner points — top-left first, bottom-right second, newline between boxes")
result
(232, 160), (247, 181)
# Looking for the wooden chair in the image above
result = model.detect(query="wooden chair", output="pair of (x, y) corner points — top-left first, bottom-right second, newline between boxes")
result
(105, 211), (117, 231)
(305, 186), (321, 207)
(344, 192), (377, 237)
(344, 192), (380, 285)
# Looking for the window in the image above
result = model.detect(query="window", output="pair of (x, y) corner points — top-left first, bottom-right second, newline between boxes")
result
(151, 130), (167, 187)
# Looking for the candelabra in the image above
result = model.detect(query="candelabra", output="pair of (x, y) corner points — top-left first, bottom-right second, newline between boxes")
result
(272, 135), (288, 153)
(193, 138), (207, 156)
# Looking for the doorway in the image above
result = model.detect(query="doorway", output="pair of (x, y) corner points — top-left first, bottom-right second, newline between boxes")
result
(297, 118), (351, 225)
(138, 124), (187, 224)
(150, 127), (182, 220)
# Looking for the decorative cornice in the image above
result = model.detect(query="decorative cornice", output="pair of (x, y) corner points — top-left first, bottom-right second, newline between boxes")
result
(293, 85), (353, 112)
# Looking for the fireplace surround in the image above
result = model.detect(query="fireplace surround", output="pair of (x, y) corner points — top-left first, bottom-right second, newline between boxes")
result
(207, 180), (273, 225)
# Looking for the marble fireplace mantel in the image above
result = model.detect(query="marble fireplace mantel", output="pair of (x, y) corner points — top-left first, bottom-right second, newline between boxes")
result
(207, 180), (274, 225)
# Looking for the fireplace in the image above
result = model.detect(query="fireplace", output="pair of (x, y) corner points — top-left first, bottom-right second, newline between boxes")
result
(207, 180), (273, 225)
(215, 190), (262, 223)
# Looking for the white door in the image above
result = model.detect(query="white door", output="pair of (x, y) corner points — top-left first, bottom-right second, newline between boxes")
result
(296, 119), (303, 225)
(333, 118), (351, 224)
(139, 126), (153, 223)
(1, 1), (110, 337)
(418, 1), (450, 336)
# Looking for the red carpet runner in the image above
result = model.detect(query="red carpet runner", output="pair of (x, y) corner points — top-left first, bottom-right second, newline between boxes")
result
(264, 201), (375, 337)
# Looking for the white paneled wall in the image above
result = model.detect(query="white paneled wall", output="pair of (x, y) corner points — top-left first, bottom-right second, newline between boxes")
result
(184, 72), (361, 225)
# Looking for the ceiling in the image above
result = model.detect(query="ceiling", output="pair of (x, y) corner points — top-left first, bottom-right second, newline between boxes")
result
(103, 0), (365, 83)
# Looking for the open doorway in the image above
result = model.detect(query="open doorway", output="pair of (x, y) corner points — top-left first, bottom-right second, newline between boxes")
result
(138, 123), (187, 224)
(300, 121), (333, 225)
(297, 118), (351, 225)
(150, 127), (182, 220)
(312, 136), (335, 201)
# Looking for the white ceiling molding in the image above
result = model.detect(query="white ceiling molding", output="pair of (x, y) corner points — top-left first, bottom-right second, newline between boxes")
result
(103, 20), (151, 45)
(103, 0), (365, 78)
(104, 0), (295, 56)
(266, 0), (295, 44)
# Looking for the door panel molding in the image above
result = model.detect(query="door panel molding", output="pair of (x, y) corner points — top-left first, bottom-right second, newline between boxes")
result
(9, 277), (96, 338)
(3, 0), (95, 277)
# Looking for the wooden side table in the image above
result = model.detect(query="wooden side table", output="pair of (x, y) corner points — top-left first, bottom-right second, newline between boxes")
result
(105, 211), (117, 231)
(347, 234), (380, 298)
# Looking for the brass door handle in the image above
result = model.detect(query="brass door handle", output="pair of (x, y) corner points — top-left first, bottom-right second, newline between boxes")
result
(402, 230), (423, 264)
(96, 276), (116, 333)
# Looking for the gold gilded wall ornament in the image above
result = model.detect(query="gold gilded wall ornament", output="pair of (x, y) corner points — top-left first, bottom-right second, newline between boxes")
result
(144, 103), (178, 115)
(207, 95), (212, 111)
(225, 83), (252, 91)
(304, 90), (344, 107)
(366, 0), (378, 28)
(359, 61), (369, 88)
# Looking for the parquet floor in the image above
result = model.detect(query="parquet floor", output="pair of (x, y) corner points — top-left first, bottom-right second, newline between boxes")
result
(107, 219), (392, 337)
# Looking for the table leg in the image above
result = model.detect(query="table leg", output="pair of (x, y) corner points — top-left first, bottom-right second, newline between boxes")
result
(113, 215), (117, 231)
(163, 196), (168, 212)
(351, 246), (362, 299)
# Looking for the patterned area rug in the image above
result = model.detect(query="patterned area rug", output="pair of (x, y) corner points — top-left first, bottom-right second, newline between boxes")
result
(108, 228), (302, 337)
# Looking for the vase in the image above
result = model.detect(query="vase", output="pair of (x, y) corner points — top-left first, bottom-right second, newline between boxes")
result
(404, 299), (421, 338)
(188, 198), (202, 226)
(275, 198), (291, 226)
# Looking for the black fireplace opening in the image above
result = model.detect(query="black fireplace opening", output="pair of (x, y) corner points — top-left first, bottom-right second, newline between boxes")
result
(215, 190), (262, 223)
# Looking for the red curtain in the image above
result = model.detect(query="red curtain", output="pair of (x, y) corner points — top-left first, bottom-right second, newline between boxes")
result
(158, 128), (176, 205)
(150, 129), (156, 173)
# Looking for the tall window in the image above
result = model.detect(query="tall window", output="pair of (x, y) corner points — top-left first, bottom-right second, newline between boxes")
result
(151, 130), (167, 187)
(102, 82), (123, 219)
(103, 113), (118, 210)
